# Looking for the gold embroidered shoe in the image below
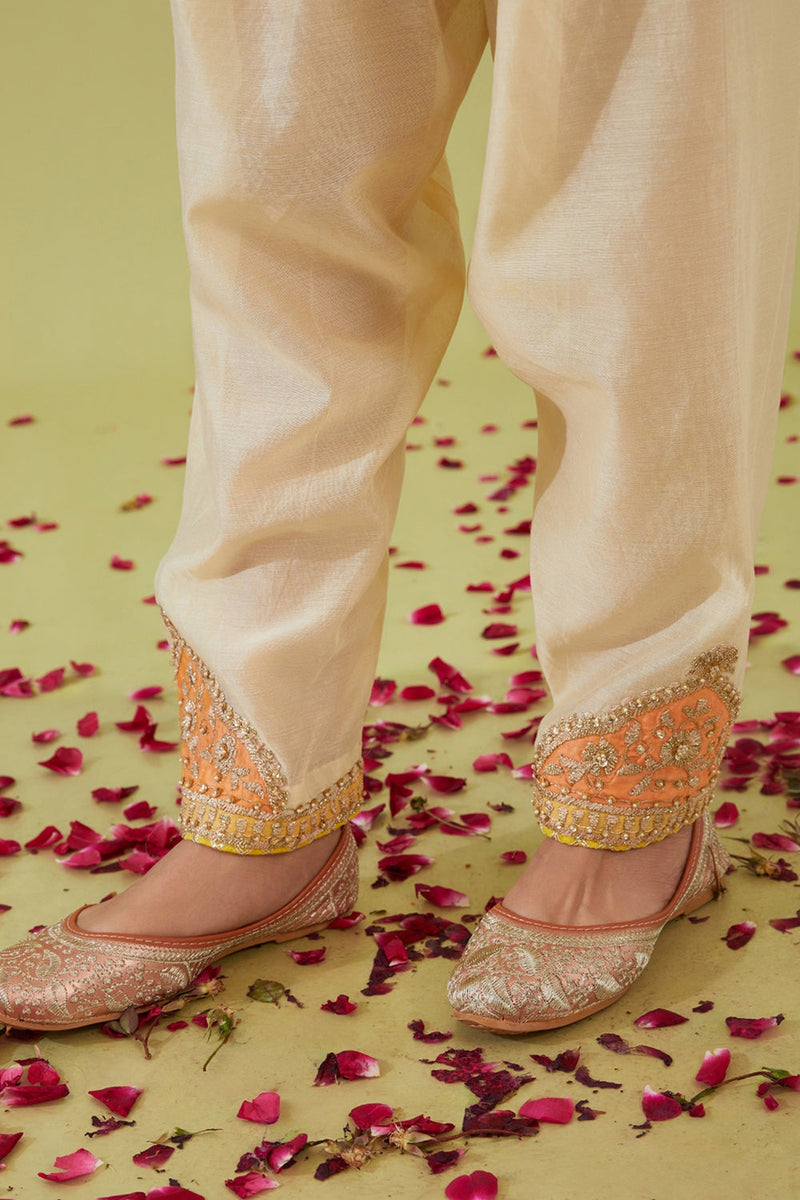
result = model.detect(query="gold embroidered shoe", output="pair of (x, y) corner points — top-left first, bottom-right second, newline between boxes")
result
(447, 814), (731, 1034)
(0, 825), (358, 1032)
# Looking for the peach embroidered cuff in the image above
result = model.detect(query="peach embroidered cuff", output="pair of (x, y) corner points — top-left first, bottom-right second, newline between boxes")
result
(532, 646), (740, 850)
(164, 614), (364, 854)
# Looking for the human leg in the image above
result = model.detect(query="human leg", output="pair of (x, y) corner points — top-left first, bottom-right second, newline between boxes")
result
(450, 0), (800, 1027)
(0, 0), (489, 1023)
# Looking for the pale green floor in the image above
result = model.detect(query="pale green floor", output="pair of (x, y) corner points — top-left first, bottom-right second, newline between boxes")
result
(1, 5), (799, 1199)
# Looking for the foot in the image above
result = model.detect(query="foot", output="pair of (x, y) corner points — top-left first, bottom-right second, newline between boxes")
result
(501, 824), (694, 927)
(77, 831), (340, 938)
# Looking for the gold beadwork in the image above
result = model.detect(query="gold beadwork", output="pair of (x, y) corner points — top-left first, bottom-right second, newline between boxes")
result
(161, 612), (364, 853)
(532, 646), (740, 850)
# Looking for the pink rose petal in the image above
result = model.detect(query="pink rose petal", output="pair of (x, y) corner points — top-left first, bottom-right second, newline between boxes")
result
(634, 1009), (688, 1029)
(501, 850), (527, 864)
(111, 555), (135, 570)
(237, 1092), (281, 1124)
(349, 1102), (394, 1132)
(70, 659), (96, 676)
(370, 678), (396, 706)
(36, 667), (64, 692)
(752, 832), (800, 852)
(0, 839), (22, 856)
(428, 657), (473, 693)
(445, 1170), (499, 1200)
(38, 1148), (102, 1181)
(400, 685), (436, 701)
(88, 1086), (143, 1117)
(694, 1048), (731, 1086)
(414, 883), (469, 908)
(225, 1174), (280, 1196)
(0, 1131), (23, 1163)
(336, 1050), (380, 1080)
(783, 655), (800, 676)
(77, 711), (99, 737)
(129, 686), (163, 701)
(409, 604), (445, 625)
(641, 1086), (683, 1121)
(713, 801), (739, 827)
(139, 724), (178, 753)
(472, 753), (513, 772)
(378, 853), (433, 881)
(518, 1097), (574, 1124)
(725, 1014), (784, 1039)
(32, 729), (60, 743)
(38, 746), (83, 776)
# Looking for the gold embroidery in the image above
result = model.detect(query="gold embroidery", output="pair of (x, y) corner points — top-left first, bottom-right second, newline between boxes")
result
(161, 612), (364, 853)
(532, 646), (740, 850)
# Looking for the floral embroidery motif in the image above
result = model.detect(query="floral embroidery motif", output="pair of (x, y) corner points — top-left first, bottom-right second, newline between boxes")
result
(162, 613), (364, 853)
(532, 646), (740, 850)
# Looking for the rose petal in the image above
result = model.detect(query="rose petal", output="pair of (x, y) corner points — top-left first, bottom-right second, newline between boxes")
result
(400, 685), (436, 701)
(0, 1131), (23, 1162)
(641, 1086), (683, 1121)
(320, 994), (357, 1014)
(88, 1086), (143, 1117)
(37, 747), (83, 776)
(132, 1144), (174, 1168)
(237, 1092), (280, 1124)
(129, 686), (163, 701)
(752, 832), (800, 852)
(38, 1148), (102, 1180)
(722, 921), (756, 950)
(414, 884), (469, 908)
(783, 656), (800, 676)
(349, 1102), (394, 1131)
(518, 1097), (574, 1123)
(472, 753), (513, 772)
(725, 1014), (784, 1039)
(370, 678), (396, 706)
(713, 801), (739, 827)
(409, 604), (445, 625)
(289, 947), (326, 965)
(36, 667), (64, 692)
(225, 1174), (280, 1196)
(77, 711), (99, 737)
(336, 1050), (380, 1080)
(32, 729), (61, 743)
(694, 1048), (731, 1087)
(111, 555), (135, 570)
(377, 853), (433, 881)
(445, 1170), (499, 1200)
(428, 657), (473, 693)
(634, 1009), (688, 1029)
(501, 850), (527, 864)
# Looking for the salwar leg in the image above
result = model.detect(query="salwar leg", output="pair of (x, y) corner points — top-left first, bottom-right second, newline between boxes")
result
(157, 1), (488, 852)
(471, 0), (800, 848)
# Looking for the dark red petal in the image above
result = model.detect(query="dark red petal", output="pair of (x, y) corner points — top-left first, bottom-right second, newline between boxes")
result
(641, 1087), (682, 1121)
(320, 994), (358, 1014)
(77, 711), (99, 737)
(725, 1014), (784, 1038)
(722, 921), (757, 950)
(288, 947), (326, 965)
(634, 1009), (688, 1029)
(131, 1143), (174, 1168)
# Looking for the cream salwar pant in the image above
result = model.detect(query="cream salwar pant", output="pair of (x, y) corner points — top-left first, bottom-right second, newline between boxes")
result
(156, 1), (800, 854)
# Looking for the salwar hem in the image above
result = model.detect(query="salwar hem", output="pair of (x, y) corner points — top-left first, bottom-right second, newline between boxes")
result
(162, 609), (365, 853)
(531, 645), (740, 850)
